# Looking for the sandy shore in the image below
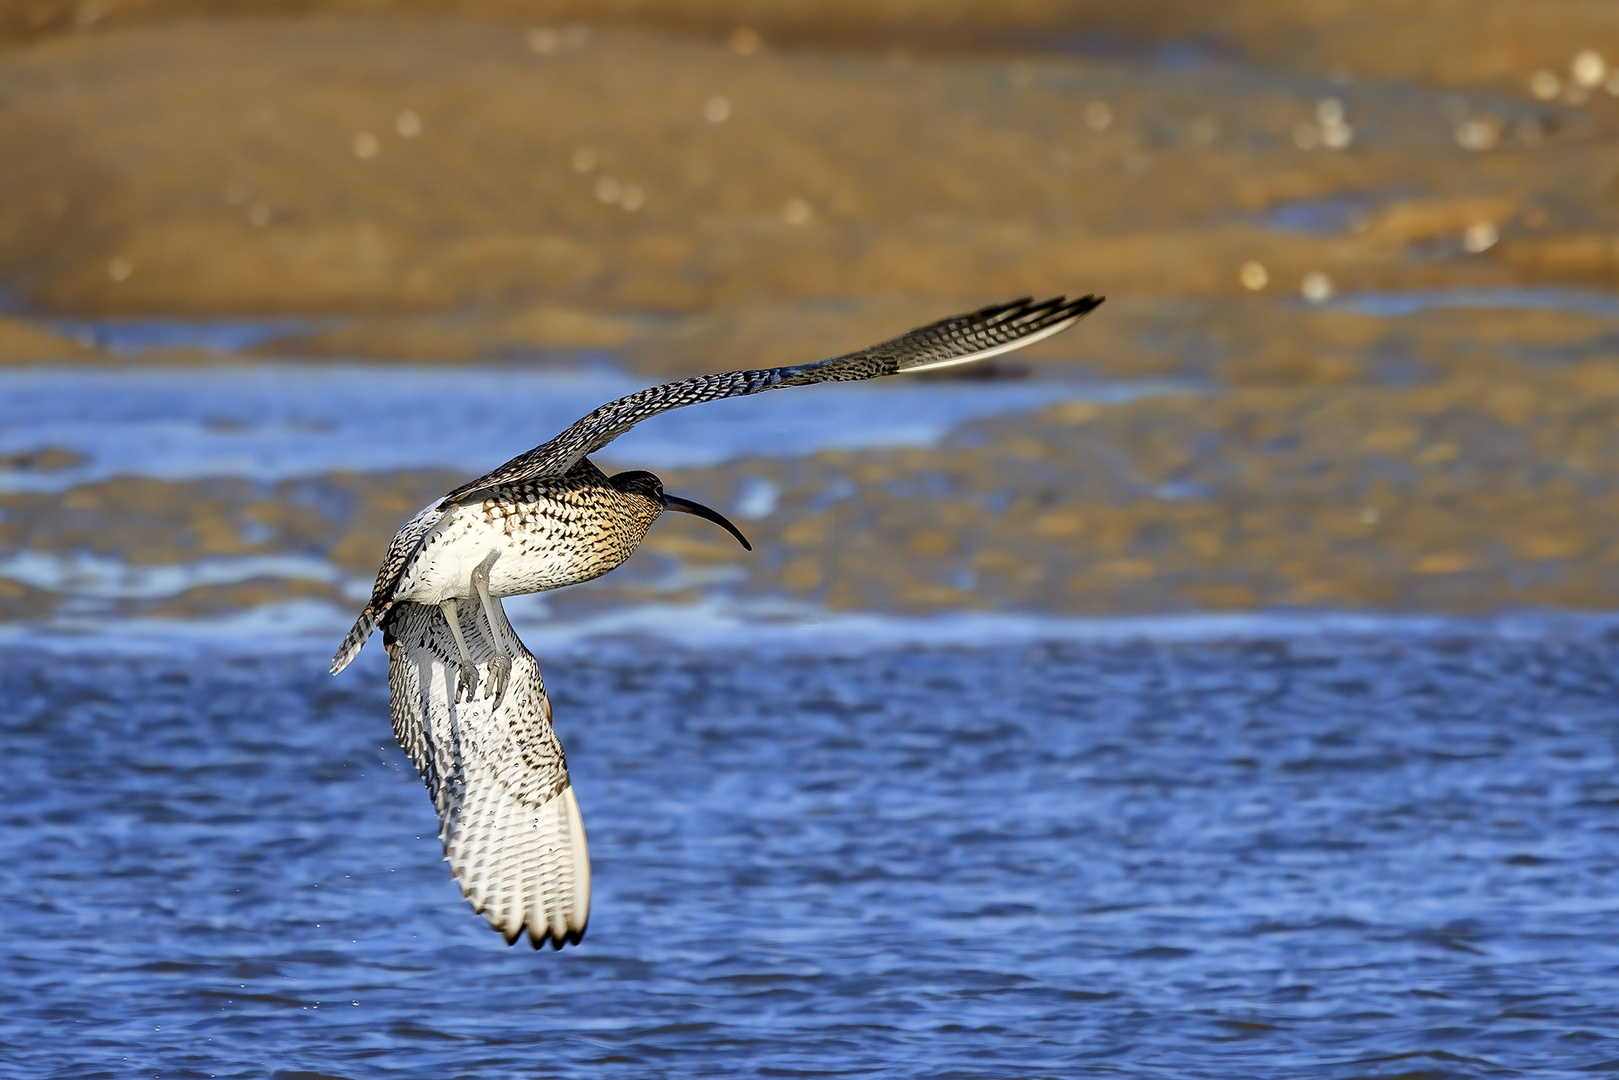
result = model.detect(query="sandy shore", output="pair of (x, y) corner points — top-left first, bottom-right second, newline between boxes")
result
(3, 11), (1617, 335)
(3, 3), (1619, 621)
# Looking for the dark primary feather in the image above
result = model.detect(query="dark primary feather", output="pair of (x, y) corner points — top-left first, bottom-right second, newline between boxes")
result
(446, 294), (1102, 500)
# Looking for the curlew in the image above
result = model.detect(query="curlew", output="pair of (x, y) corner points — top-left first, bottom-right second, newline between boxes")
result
(332, 295), (1103, 948)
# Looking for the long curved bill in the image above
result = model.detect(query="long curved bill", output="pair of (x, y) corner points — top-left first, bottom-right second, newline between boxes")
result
(663, 493), (753, 551)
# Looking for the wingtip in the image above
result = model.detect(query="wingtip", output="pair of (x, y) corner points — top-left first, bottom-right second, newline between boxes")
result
(986, 293), (1103, 326)
(330, 607), (381, 676)
(329, 642), (359, 676)
(1043, 293), (1106, 326)
(525, 922), (588, 950)
(1043, 293), (1104, 317)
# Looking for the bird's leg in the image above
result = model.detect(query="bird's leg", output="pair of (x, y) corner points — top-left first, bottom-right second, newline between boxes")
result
(439, 598), (478, 703)
(471, 558), (513, 709)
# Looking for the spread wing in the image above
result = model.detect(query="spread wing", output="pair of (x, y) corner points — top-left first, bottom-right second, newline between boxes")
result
(383, 601), (590, 949)
(446, 294), (1102, 498)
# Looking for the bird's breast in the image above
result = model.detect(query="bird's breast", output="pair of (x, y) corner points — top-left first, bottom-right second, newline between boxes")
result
(395, 489), (648, 603)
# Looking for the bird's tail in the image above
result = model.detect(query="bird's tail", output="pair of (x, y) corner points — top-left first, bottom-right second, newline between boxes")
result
(330, 604), (383, 675)
(446, 782), (592, 949)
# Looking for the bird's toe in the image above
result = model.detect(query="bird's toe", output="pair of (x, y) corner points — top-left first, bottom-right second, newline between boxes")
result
(455, 663), (478, 703)
(487, 655), (513, 709)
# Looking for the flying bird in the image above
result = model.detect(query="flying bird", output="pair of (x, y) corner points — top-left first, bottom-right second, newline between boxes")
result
(331, 295), (1103, 948)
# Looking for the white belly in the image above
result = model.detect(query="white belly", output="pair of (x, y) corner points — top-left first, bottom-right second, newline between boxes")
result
(389, 500), (640, 606)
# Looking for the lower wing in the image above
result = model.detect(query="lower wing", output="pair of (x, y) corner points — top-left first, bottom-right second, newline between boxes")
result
(383, 601), (590, 949)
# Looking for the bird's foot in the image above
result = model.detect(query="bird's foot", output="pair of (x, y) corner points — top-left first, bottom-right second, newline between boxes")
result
(455, 662), (478, 703)
(485, 654), (512, 710)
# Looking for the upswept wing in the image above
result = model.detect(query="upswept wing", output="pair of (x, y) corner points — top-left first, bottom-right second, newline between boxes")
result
(384, 601), (590, 949)
(446, 294), (1102, 499)
(332, 294), (1101, 672)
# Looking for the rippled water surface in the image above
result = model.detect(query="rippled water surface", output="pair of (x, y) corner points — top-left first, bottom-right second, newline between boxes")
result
(4, 624), (1619, 1078)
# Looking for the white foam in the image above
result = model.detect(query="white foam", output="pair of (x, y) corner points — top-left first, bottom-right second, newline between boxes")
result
(3, 596), (1614, 663)
(0, 600), (353, 658)
(502, 600), (1619, 656)
(0, 549), (366, 600)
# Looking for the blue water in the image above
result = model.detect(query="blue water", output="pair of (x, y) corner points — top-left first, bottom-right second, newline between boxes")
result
(1261, 197), (1373, 236)
(48, 318), (341, 353)
(1332, 289), (1619, 319)
(0, 365), (1195, 493)
(4, 624), (1619, 1077)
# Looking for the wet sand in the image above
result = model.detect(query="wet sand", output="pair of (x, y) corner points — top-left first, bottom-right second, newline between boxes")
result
(9, 301), (1619, 623)
(4, 13), (1619, 327)
(3, 4), (1619, 623)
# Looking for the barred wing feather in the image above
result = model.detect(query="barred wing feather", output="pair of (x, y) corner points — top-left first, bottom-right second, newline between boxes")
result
(329, 499), (449, 675)
(384, 602), (590, 949)
(448, 294), (1102, 497)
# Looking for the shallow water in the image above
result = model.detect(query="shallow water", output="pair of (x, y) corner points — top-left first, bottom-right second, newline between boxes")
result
(0, 365), (1190, 493)
(47, 318), (345, 354)
(4, 623), (1619, 1078)
(1330, 289), (1619, 319)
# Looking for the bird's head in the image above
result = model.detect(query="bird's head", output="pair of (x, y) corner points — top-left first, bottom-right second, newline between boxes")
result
(609, 470), (752, 551)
